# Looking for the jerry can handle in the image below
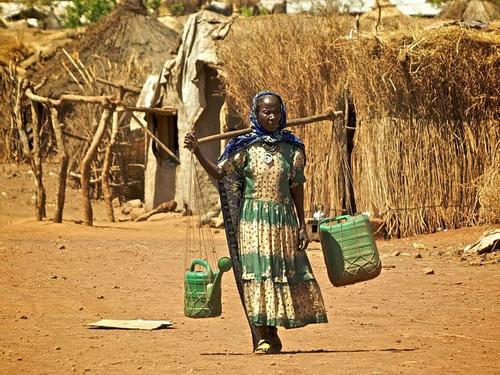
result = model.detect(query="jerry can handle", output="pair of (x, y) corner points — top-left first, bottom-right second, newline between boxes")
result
(320, 215), (352, 226)
(189, 259), (213, 277)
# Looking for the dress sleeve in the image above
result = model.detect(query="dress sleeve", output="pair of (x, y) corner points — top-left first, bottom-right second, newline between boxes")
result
(218, 150), (246, 176)
(290, 147), (306, 188)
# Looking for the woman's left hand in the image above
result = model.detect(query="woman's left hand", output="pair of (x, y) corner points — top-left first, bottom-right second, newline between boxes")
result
(298, 228), (310, 251)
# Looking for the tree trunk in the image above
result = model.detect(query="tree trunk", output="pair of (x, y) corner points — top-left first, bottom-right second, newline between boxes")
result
(102, 110), (119, 222)
(50, 107), (69, 223)
(81, 106), (112, 226)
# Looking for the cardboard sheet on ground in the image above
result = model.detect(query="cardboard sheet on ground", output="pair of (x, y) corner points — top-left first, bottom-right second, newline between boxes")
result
(87, 319), (173, 330)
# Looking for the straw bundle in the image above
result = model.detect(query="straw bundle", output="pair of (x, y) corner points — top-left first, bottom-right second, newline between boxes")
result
(478, 147), (500, 223)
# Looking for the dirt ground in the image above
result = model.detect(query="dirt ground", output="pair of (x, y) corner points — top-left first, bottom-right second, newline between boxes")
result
(1, 162), (499, 374)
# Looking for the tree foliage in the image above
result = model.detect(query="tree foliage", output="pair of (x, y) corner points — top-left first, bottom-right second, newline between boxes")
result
(64, 0), (116, 27)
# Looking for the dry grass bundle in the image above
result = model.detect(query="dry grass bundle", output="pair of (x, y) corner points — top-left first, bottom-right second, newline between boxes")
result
(478, 146), (500, 223)
(347, 26), (499, 236)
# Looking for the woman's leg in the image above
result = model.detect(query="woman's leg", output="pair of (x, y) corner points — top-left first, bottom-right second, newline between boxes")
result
(268, 326), (282, 353)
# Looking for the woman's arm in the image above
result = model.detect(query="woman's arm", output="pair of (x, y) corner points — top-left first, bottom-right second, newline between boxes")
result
(184, 131), (224, 181)
(291, 183), (310, 251)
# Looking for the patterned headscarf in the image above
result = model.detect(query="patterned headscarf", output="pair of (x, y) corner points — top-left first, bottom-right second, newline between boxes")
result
(218, 91), (304, 162)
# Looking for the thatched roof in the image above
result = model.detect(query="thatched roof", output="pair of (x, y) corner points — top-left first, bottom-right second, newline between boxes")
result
(32, 0), (179, 97)
(439, 0), (499, 22)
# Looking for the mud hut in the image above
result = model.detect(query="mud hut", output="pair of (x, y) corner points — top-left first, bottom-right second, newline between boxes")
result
(33, 0), (179, 97)
(439, 0), (499, 23)
(23, 0), (180, 199)
(141, 11), (499, 237)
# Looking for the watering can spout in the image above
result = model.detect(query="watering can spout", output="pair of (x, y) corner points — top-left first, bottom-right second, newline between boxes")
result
(206, 256), (232, 304)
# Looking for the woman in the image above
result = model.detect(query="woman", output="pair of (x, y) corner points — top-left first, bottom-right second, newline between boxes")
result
(184, 91), (327, 354)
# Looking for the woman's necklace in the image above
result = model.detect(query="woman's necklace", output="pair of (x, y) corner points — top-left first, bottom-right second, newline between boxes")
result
(262, 142), (280, 165)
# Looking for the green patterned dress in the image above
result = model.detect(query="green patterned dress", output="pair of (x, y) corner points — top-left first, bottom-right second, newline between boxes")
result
(219, 141), (328, 328)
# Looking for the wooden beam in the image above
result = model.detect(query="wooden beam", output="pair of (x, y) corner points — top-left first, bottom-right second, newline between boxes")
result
(198, 110), (343, 144)
(96, 78), (141, 94)
(26, 89), (117, 106)
(130, 113), (180, 164)
(121, 106), (177, 116)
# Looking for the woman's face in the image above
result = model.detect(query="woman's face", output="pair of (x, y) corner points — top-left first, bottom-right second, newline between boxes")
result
(257, 95), (282, 132)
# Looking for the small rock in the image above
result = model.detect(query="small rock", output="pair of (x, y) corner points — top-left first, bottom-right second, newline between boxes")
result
(17, 357), (22, 361)
(147, 213), (169, 221)
(392, 250), (401, 257)
(415, 253), (422, 259)
(55, 346), (61, 351)
(97, 295), (104, 299)
(413, 242), (429, 250)
(49, 275), (58, 279)
(58, 245), (66, 250)
(382, 264), (396, 269)
(20, 315), (28, 320)
(423, 268), (435, 275)
(112, 197), (121, 208)
(79, 307), (84, 311)
(137, 366), (142, 370)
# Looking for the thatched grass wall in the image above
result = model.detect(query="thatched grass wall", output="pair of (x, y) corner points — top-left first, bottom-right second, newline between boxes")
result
(218, 14), (499, 237)
(348, 28), (499, 237)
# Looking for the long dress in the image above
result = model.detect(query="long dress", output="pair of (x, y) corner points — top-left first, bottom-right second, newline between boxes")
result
(219, 141), (327, 328)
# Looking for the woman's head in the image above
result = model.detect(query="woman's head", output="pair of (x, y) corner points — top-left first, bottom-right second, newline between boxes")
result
(250, 91), (286, 133)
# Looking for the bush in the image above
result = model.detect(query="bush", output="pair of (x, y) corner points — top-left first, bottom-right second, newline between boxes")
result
(64, 0), (116, 27)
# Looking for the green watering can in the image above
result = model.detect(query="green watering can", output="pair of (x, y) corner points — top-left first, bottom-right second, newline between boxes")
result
(184, 257), (232, 318)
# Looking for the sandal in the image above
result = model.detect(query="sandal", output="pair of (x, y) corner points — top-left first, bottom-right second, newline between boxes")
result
(254, 339), (271, 355)
(268, 327), (282, 354)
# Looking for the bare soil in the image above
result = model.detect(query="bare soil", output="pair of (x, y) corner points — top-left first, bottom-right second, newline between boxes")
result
(1, 162), (499, 374)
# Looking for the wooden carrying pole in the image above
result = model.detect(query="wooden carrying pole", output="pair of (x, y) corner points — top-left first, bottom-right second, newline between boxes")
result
(197, 110), (343, 144)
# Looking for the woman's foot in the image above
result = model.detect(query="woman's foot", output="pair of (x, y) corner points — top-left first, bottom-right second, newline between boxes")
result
(268, 326), (282, 354)
(254, 339), (271, 355)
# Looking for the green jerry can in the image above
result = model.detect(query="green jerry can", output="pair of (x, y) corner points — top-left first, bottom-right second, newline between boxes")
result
(184, 257), (232, 318)
(319, 214), (382, 287)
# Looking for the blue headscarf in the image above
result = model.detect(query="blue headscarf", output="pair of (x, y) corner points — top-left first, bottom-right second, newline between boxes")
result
(218, 91), (304, 162)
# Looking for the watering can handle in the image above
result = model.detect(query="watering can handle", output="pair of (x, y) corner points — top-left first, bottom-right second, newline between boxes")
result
(189, 259), (213, 277)
(320, 215), (352, 226)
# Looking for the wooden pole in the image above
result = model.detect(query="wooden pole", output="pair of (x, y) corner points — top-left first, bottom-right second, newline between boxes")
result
(30, 100), (46, 220)
(81, 105), (113, 226)
(130, 112), (180, 164)
(122, 106), (177, 115)
(26, 89), (117, 106)
(50, 107), (69, 223)
(102, 107), (120, 222)
(197, 110), (343, 144)
(96, 78), (141, 94)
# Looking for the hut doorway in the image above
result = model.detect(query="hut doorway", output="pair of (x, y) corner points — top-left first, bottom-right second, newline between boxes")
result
(144, 111), (179, 210)
(340, 93), (357, 215)
(194, 66), (224, 166)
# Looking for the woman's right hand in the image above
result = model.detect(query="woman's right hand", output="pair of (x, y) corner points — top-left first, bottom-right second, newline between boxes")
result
(184, 131), (198, 152)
